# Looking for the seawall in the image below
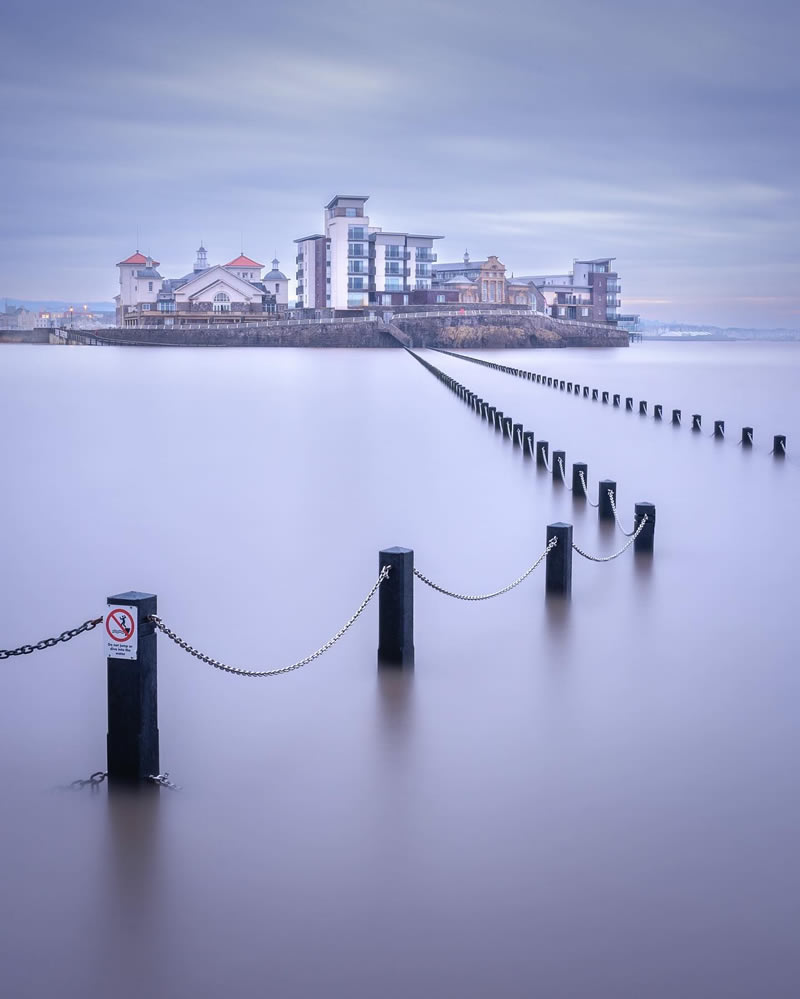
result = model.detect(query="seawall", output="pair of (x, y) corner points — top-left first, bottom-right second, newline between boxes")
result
(46, 312), (627, 349)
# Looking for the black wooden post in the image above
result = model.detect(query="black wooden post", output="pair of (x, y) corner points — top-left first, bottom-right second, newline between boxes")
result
(495, 410), (504, 430)
(714, 420), (725, 438)
(378, 547), (414, 666)
(583, 386), (589, 398)
(692, 414), (702, 431)
(487, 406), (496, 425)
(742, 426), (753, 447)
(654, 404), (663, 420)
(592, 388), (598, 400)
(613, 394), (620, 407)
(547, 377), (552, 386)
(502, 416), (512, 438)
(523, 431), (535, 457)
(634, 503), (656, 553)
(639, 401), (647, 415)
(572, 462), (587, 495)
(537, 440), (549, 468)
(552, 449), (566, 482)
(773, 435), (786, 456)
(559, 380), (564, 390)
(625, 397), (633, 411)
(513, 423), (523, 447)
(106, 591), (159, 785)
(567, 382), (573, 392)
(574, 384), (580, 395)
(598, 479), (616, 520)
(672, 409), (681, 425)
(546, 523), (573, 597)
(602, 391), (609, 403)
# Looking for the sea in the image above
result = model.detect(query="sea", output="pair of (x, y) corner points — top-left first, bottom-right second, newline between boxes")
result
(1, 340), (798, 998)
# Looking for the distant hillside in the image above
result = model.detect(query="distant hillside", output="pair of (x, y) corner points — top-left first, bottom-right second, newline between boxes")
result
(2, 298), (115, 313)
(640, 320), (800, 341)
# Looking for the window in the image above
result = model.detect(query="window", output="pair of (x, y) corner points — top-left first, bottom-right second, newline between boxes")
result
(436, 294), (445, 303)
(345, 208), (357, 217)
(348, 243), (366, 257)
(275, 283), (280, 293)
(213, 292), (231, 313)
(348, 227), (367, 241)
(581, 308), (589, 317)
(385, 277), (402, 292)
(148, 282), (153, 292)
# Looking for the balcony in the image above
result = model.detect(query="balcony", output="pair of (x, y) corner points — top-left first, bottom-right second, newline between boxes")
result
(295, 254), (303, 264)
(415, 251), (437, 262)
(385, 249), (411, 261)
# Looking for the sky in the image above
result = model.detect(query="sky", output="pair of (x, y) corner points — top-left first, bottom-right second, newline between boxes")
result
(1, 0), (798, 327)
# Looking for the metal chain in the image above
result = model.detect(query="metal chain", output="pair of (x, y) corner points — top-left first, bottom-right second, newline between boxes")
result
(56, 771), (107, 792)
(578, 470), (600, 508)
(557, 457), (573, 490)
(0, 616), (103, 660)
(149, 773), (181, 790)
(571, 515), (649, 562)
(149, 566), (390, 678)
(540, 448), (552, 472)
(607, 489), (635, 536)
(413, 537), (557, 601)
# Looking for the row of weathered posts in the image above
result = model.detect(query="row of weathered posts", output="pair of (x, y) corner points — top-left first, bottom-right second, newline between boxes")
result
(407, 348), (649, 523)
(432, 348), (788, 455)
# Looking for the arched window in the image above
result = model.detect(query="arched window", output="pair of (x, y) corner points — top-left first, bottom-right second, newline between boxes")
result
(213, 292), (231, 313)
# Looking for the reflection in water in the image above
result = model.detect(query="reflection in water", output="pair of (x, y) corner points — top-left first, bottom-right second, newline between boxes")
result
(1, 342), (800, 998)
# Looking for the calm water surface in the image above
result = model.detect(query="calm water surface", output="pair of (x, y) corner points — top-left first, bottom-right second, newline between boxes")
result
(1, 340), (798, 997)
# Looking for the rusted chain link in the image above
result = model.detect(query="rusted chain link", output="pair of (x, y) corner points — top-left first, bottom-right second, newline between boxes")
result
(413, 537), (557, 600)
(149, 567), (390, 677)
(0, 616), (103, 660)
(607, 489), (635, 536)
(578, 470), (600, 508)
(571, 515), (649, 562)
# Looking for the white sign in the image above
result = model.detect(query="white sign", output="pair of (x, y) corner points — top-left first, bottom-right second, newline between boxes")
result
(104, 605), (138, 660)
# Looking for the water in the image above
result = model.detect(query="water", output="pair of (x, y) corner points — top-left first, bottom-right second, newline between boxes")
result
(1, 340), (798, 997)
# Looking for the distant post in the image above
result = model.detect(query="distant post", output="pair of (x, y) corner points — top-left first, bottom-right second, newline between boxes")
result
(378, 548), (414, 666)
(537, 440), (549, 468)
(602, 391), (609, 404)
(523, 431), (535, 458)
(742, 426), (753, 447)
(572, 462), (588, 495)
(773, 435), (787, 457)
(672, 409), (681, 425)
(106, 591), (159, 785)
(714, 420), (725, 438)
(639, 401), (647, 415)
(626, 397), (633, 411)
(552, 449), (566, 482)
(692, 414), (702, 431)
(654, 404), (663, 420)
(613, 394), (620, 407)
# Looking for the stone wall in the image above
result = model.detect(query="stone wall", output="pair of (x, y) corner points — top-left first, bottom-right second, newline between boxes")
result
(54, 312), (627, 350)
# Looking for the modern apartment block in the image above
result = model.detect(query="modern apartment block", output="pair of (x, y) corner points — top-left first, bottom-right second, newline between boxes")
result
(294, 195), (442, 309)
(516, 258), (621, 323)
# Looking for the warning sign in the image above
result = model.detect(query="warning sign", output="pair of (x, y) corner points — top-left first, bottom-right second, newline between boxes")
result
(105, 605), (138, 660)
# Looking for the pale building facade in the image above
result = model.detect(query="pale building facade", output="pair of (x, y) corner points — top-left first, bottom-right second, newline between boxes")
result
(432, 252), (545, 309)
(295, 195), (442, 309)
(516, 258), (620, 323)
(115, 246), (289, 327)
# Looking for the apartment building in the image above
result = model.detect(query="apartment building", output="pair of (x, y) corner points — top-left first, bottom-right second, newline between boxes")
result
(294, 195), (443, 309)
(516, 258), (621, 323)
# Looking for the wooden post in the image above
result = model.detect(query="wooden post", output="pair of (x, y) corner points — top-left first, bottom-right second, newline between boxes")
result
(552, 449), (566, 482)
(546, 523), (573, 597)
(602, 391), (609, 404)
(537, 440), (549, 468)
(613, 394), (620, 407)
(626, 397), (633, 411)
(714, 420), (725, 438)
(572, 462), (587, 496)
(654, 404), (663, 420)
(523, 431), (535, 458)
(106, 591), (159, 785)
(634, 503), (656, 553)
(773, 435), (787, 457)
(672, 409), (681, 425)
(512, 423), (523, 448)
(598, 479), (616, 520)
(742, 426), (753, 447)
(692, 414), (702, 431)
(639, 401), (647, 415)
(378, 548), (414, 666)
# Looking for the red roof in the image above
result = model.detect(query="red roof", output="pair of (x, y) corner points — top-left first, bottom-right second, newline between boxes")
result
(117, 252), (160, 266)
(225, 255), (263, 268)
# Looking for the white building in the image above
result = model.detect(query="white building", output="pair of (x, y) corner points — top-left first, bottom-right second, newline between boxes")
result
(115, 246), (289, 327)
(294, 195), (442, 309)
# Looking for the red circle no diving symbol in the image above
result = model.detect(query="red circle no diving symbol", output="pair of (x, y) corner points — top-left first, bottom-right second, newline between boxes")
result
(106, 609), (135, 643)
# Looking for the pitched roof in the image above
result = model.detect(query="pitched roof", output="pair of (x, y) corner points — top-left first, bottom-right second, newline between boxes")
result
(225, 255), (263, 268)
(118, 252), (161, 267)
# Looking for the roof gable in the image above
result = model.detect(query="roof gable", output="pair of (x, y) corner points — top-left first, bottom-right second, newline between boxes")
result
(225, 255), (263, 268)
(175, 266), (262, 300)
(118, 252), (161, 267)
